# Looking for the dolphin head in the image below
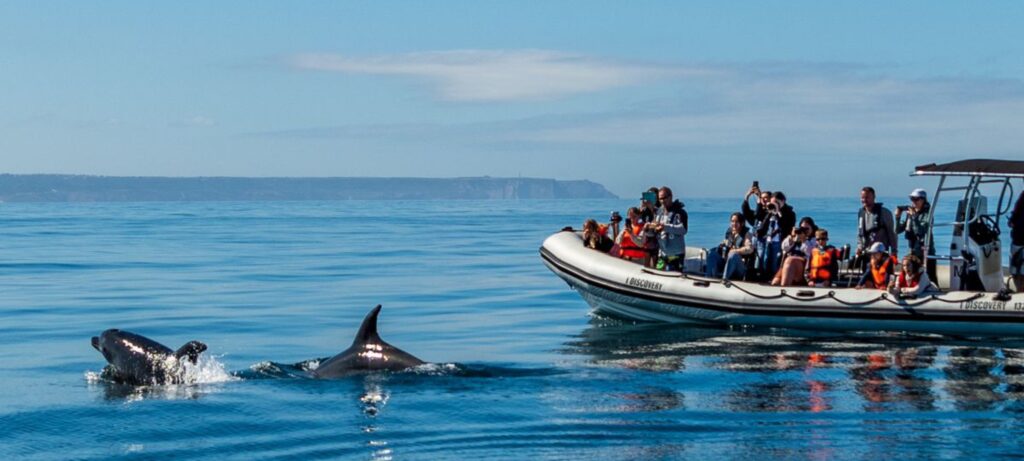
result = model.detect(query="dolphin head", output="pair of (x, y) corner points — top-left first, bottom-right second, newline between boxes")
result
(91, 329), (207, 385)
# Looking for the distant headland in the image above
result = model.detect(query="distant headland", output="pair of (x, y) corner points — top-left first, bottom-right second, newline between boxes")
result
(0, 174), (617, 202)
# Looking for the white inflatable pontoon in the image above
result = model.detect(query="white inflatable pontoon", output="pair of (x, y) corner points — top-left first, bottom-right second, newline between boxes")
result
(541, 159), (1024, 337)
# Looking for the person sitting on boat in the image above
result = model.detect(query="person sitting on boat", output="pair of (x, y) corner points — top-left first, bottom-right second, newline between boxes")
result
(771, 227), (810, 286)
(652, 186), (688, 271)
(855, 186), (898, 270)
(756, 191), (796, 281)
(582, 219), (614, 253)
(705, 212), (754, 280)
(890, 254), (932, 298)
(741, 184), (773, 279)
(617, 207), (648, 263)
(1009, 189), (1024, 292)
(799, 217), (819, 251)
(896, 188), (937, 283)
(856, 242), (898, 290)
(807, 229), (840, 287)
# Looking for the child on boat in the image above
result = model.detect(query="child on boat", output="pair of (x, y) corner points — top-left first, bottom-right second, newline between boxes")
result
(890, 254), (932, 298)
(856, 243), (898, 290)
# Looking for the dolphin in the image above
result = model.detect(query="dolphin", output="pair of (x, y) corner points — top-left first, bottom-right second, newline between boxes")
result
(91, 329), (207, 385)
(311, 305), (425, 378)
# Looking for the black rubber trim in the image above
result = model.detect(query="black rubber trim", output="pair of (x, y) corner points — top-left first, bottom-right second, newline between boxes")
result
(540, 247), (1024, 324)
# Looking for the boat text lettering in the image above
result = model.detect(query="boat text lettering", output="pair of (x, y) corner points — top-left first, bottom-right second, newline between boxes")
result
(960, 301), (1008, 311)
(625, 277), (662, 291)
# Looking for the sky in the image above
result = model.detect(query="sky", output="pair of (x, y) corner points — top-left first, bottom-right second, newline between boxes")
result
(1, 1), (1023, 198)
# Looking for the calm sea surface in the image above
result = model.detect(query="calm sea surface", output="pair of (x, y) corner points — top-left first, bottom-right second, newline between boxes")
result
(3, 198), (1023, 460)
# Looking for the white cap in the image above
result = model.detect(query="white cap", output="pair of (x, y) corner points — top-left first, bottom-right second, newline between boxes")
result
(909, 188), (927, 199)
(868, 242), (888, 254)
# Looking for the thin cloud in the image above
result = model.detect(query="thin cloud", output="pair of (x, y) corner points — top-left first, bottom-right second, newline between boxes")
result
(290, 50), (704, 101)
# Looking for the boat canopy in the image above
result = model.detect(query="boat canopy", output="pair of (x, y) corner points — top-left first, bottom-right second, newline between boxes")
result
(913, 159), (1024, 178)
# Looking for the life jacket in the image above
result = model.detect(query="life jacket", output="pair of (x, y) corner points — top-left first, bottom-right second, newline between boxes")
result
(619, 224), (648, 259)
(809, 246), (837, 282)
(897, 269), (922, 289)
(869, 255), (898, 288)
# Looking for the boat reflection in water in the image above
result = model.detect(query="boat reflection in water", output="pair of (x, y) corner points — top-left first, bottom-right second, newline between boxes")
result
(563, 317), (1024, 414)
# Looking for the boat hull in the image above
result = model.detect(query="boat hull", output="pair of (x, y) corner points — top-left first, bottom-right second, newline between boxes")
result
(541, 231), (1024, 337)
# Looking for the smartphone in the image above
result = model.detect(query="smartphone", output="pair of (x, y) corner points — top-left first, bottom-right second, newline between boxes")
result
(752, 180), (759, 189)
(642, 191), (657, 203)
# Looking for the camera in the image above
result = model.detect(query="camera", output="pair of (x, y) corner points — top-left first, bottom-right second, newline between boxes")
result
(767, 203), (777, 211)
(896, 205), (910, 212)
(610, 211), (622, 222)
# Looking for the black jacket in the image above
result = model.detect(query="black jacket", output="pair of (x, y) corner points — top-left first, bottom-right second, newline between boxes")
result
(756, 204), (795, 241)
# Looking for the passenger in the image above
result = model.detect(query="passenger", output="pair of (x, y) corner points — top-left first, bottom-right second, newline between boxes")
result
(651, 186), (688, 271)
(1010, 190), (1024, 292)
(609, 211), (623, 241)
(856, 243), (898, 290)
(582, 219), (614, 253)
(771, 227), (809, 286)
(756, 191), (796, 281)
(890, 254), (932, 298)
(799, 217), (819, 251)
(741, 185), (773, 280)
(895, 188), (937, 284)
(807, 229), (840, 287)
(639, 189), (659, 267)
(617, 207), (648, 263)
(705, 212), (754, 280)
(856, 186), (898, 269)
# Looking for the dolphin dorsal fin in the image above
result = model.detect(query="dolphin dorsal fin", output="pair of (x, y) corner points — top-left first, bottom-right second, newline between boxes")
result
(174, 341), (208, 364)
(353, 305), (384, 345)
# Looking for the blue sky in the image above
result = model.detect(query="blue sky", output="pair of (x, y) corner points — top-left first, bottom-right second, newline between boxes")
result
(2, 1), (1023, 197)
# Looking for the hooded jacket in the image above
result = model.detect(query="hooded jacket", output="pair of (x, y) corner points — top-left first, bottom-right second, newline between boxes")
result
(655, 200), (688, 257)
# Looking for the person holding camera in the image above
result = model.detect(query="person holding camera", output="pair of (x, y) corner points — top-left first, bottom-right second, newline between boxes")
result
(608, 211), (623, 241)
(617, 207), (648, 263)
(895, 188), (936, 283)
(705, 212), (754, 280)
(756, 191), (796, 281)
(582, 219), (614, 253)
(855, 186), (898, 270)
(741, 182), (773, 278)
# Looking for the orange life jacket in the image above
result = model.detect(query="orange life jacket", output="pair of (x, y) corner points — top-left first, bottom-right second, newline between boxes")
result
(808, 247), (837, 282)
(619, 224), (647, 259)
(869, 255), (898, 288)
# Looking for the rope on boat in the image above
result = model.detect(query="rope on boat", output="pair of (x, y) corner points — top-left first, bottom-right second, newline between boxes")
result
(675, 272), (987, 307)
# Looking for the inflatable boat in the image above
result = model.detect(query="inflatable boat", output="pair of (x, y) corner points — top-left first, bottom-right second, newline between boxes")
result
(541, 159), (1024, 337)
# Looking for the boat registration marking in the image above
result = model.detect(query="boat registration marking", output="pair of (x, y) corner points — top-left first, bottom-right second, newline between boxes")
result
(959, 300), (1024, 311)
(625, 277), (662, 291)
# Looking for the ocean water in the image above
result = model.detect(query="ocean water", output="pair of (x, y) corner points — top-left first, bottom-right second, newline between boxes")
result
(3, 198), (1024, 460)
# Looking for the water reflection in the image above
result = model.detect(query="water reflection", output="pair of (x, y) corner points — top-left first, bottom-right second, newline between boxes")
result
(566, 317), (1024, 413)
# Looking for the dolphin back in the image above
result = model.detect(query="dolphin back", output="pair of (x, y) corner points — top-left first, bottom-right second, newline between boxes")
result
(313, 305), (425, 378)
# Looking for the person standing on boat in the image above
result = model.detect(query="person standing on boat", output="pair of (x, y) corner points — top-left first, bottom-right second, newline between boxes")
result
(856, 186), (898, 270)
(1009, 190), (1024, 292)
(651, 186), (688, 271)
(742, 185), (773, 279)
(756, 191), (796, 280)
(896, 188), (937, 284)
